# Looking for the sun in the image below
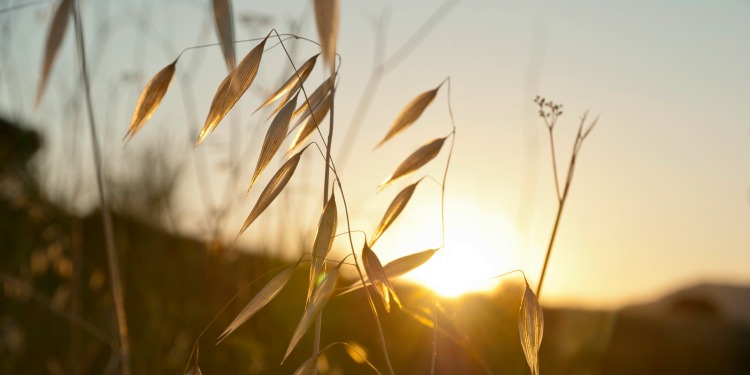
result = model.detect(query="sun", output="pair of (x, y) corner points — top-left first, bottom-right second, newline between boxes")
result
(403, 204), (521, 298)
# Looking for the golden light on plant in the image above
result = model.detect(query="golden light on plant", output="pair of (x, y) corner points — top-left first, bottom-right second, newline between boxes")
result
(405, 204), (521, 298)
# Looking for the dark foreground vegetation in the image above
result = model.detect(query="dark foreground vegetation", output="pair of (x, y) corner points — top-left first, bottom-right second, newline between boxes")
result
(3, 118), (750, 374)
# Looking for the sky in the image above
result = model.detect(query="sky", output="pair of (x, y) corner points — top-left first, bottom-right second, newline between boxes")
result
(1, 0), (749, 308)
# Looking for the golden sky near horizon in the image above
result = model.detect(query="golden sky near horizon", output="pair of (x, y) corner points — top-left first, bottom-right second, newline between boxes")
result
(1, 0), (749, 308)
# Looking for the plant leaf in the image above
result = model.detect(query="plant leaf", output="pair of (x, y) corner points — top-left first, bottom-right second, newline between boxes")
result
(292, 79), (332, 122)
(363, 244), (401, 313)
(36, 0), (73, 108)
(337, 249), (437, 296)
(256, 54), (318, 116)
(287, 92), (332, 154)
(212, 0), (235, 72)
(217, 263), (296, 343)
(375, 88), (438, 148)
(370, 181), (418, 246)
(124, 60), (177, 142)
(379, 137), (446, 189)
(308, 194), (337, 302)
(238, 146), (305, 237)
(518, 283), (544, 375)
(197, 34), (268, 146)
(313, 0), (339, 76)
(283, 263), (341, 363)
(250, 94), (299, 188)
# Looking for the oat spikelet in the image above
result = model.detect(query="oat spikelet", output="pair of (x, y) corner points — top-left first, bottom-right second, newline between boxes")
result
(375, 87), (438, 148)
(256, 54), (318, 117)
(379, 137), (446, 190)
(283, 263), (341, 363)
(519, 283), (544, 375)
(313, 0), (339, 76)
(308, 194), (337, 302)
(212, 0), (235, 72)
(238, 146), (306, 237)
(250, 94), (299, 188)
(338, 249), (437, 296)
(363, 244), (401, 313)
(217, 264), (297, 343)
(36, 0), (73, 108)
(124, 60), (177, 142)
(287, 92), (332, 154)
(370, 181), (418, 246)
(197, 34), (268, 146)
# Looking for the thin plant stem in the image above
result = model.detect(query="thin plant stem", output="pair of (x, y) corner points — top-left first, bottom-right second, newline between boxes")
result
(431, 77), (456, 375)
(72, 1), (130, 373)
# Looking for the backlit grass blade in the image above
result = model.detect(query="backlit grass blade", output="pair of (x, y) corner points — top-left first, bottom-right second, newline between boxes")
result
(370, 181), (418, 246)
(238, 146), (306, 237)
(379, 137), (446, 190)
(519, 283), (544, 375)
(313, 0), (339, 76)
(375, 88), (438, 148)
(283, 263), (341, 363)
(256, 54), (318, 116)
(35, 0), (73, 108)
(124, 60), (177, 142)
(217, 263), (297, 343)
(287, 92), (332, 154)
(250, 94), (299, 188)
(363, 244), (401, 313)
(212, 0), (235, 72)
(197, 33), (268, 146)
(308, 194), (337, 302)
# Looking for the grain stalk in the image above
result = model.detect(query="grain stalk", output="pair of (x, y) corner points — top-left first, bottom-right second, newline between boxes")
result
(71, 1), (130, 373)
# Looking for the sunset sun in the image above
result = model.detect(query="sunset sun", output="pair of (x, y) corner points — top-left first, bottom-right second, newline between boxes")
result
(403, 204), (521, 297)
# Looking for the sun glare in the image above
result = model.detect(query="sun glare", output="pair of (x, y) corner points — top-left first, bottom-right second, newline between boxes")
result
(404, 204), (521, 298)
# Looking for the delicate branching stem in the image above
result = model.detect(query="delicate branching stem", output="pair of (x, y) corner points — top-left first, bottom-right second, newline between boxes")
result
(534, 97), (598, 297)
(72, 1), (130, 374)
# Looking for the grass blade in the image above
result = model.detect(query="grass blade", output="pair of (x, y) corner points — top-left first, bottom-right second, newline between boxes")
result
(379, 137), (446, 190)
(313, 0), (339, 75)
(283, 263), (341, 363)
(363, 244), (401, 313)
(35, 0), (73, 108)
(375, 88), (438, 148)
(370, 181), (418, 246)
(308, 194), (337, 302)
(217, 264), (297, 343)
(287, 92), (332, 154)
(212, 0), (235, 72)
(519, 283), (544, 375)
(197, 33), (268, 146)
(256, 54), (318, 116)
(238, 146), (306, 237)
(250, 93), (299, 188)
(124, 60), (177, 142)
